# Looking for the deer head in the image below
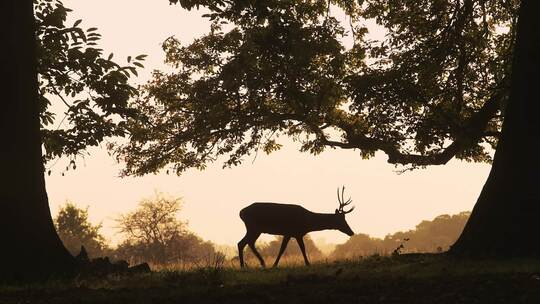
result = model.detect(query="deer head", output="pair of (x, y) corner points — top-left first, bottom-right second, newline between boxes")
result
(334, 186), (355, 236)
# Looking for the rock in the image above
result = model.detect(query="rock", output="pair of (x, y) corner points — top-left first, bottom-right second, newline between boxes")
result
(75, 254), (150, 278)
(128, 262), (151, 274)
(114, 260), (130, 271)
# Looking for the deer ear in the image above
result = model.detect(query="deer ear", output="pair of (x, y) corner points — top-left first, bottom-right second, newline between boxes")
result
(335, 209), (339, 214)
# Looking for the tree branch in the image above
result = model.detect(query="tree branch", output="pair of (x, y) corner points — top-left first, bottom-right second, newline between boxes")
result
(330, 87), (504, 166)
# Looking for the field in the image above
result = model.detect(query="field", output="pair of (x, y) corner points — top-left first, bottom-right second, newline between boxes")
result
(2, 254), (540, 303)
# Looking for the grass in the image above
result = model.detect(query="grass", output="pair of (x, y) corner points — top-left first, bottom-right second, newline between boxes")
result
(2, 254), (540, 303)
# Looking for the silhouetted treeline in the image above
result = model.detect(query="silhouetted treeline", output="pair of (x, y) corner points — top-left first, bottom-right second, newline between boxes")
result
(112, 193), (220, 265)
(111, 233), (218, 266)
(331, 212), (471, 259)
(55, 200), (470, 266)
(54, 193), (221, 267)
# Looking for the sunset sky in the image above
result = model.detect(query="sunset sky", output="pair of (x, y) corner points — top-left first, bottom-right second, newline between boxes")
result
(45, 0), (492, 247)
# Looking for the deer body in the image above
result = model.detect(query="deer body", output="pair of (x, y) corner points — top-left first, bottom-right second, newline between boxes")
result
(238, 189), (355, 268)
(240, 203), (351, 236)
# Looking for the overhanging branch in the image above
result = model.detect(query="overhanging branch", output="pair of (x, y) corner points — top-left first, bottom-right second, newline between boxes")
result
(340, 88), (504, 166)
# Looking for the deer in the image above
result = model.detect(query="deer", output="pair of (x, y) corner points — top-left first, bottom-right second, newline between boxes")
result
(238, 187), (355, 268)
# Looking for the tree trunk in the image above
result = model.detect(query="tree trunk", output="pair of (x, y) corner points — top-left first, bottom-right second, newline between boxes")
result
(0, 1), (75, 281)
(450, 0), (540, 256)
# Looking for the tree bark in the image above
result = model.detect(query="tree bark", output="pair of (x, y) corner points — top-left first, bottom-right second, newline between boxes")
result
(450, 0), (540, 256)
(0, 0), (75, 281)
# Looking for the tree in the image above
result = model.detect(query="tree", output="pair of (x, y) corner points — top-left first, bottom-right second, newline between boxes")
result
(331, 233), (386, 259)
(451, 0), (540, 256)
(261, 235), (323, 262)
(397, 212), (470, 253)
(331, 212), (470, 259)
(241, 235), (323, 265)
(115, 193), (217, 265)
(120, 0), (514, 174)
(117, 0), (536, 256)
(2, 0), (73, 281)
(54, 202), (108, 258)
(1, 0), (142, 280)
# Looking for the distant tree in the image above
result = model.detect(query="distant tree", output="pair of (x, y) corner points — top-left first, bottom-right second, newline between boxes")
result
(54, 202), (108, 258)
(331, 212), (470, 260)
(397, 212), (470, 252)
(331, 233), (387, 260)
(261, 235), (323, 261)
(115, 193), (216, 265)
(242, 235), (323, 265)
(1, 0), (143, 279)
(166, 232), (217, 264)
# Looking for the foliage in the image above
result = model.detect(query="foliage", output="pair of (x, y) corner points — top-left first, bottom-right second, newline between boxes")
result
(331, 211), (470, 259)
(331, 233), (387, 258)
(114, 193), (217, 265)
(34, 0), (145, 165)
(54, 202), (108, 258)
(118, 0), (519, 176)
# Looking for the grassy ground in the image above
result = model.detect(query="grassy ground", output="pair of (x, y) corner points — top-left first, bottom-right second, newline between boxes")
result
(2, 254), (540, 303)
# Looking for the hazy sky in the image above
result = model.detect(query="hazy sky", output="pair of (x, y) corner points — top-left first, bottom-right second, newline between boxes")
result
(45, 0), (492, 247)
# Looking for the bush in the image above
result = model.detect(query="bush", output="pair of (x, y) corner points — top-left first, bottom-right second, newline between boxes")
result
(330, 212), (471, 259)
(54, 202), (108, 258)
(114, 192), (218, 265)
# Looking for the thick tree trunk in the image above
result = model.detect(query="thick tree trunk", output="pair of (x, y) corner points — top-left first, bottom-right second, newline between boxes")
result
(0, 1), (75, 281)
(450, 0), (540, 256)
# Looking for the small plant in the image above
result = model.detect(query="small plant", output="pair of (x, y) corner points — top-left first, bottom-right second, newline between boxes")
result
(392, 238), (410, 257)
(192, 252), (226, 271)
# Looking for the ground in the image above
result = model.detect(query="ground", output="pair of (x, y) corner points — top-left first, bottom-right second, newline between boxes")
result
(2, 254), (540, 303)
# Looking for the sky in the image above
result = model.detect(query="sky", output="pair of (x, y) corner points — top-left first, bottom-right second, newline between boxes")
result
(45, 0), (492, 247)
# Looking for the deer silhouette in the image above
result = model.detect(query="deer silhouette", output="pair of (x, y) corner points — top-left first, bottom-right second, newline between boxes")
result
(238, 187), (355, 268)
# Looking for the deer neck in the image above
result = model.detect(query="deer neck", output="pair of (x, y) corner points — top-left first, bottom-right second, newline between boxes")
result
(308, 212), (338, 232)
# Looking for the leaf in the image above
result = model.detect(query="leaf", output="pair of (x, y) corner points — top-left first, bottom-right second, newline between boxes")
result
(36, 0), (141, 166)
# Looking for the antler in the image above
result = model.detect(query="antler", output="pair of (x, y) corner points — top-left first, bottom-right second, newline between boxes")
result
(336, 186), (355, 214)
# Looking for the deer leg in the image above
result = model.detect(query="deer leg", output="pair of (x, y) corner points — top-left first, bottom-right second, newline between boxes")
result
(247, 233), (266, 268)
(295, 236), (310, 266)
(237, 234), (249, 268)
(272, 236), (291, 268)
